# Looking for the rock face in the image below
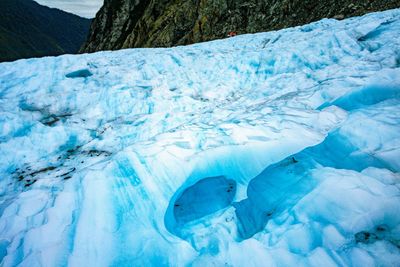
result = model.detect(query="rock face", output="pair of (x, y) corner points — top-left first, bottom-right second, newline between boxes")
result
(81, 0), (400, 53)
(0, 0), (91, 62)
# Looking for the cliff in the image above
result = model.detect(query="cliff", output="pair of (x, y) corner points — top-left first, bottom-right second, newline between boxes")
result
(81, 0), (400, 53)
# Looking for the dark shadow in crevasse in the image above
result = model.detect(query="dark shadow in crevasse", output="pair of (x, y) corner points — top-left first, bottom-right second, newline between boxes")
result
(173, 176), (236, 226)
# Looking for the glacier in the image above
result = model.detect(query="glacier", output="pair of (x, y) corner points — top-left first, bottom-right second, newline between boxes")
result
(1, 8), (400, 267)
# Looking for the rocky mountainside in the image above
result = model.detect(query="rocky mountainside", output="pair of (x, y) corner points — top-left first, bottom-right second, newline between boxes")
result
(0, 0), (91, 62)
(81, 0), (400, 53)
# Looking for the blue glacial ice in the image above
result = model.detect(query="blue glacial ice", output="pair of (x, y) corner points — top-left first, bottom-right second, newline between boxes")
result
(1, 8), (400, 267)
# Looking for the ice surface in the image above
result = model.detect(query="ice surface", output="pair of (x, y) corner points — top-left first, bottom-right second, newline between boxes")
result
(1, 9), (400, 267)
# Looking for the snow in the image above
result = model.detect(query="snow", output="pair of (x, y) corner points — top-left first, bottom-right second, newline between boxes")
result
(1, 8), (400, 267)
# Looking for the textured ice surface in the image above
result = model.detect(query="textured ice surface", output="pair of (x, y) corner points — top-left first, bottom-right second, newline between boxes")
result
(1, 9), (400, 267)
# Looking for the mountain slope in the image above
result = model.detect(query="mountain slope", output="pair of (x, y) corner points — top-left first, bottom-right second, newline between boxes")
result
(81, 0), (400, 53)
(1, 9), (400, 266)
(0, 0), (91, 62)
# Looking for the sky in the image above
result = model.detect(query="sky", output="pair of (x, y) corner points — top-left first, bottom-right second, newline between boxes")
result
(34, 0), (103, 18)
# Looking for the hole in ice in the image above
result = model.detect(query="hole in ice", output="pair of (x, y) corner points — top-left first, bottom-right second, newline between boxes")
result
(173, 176), (236, 225)
(65, 69), (93, 78)
(355, 231), (379, 244)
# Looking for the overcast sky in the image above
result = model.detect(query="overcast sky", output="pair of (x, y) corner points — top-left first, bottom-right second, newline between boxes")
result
(35, 0), (103, 18)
